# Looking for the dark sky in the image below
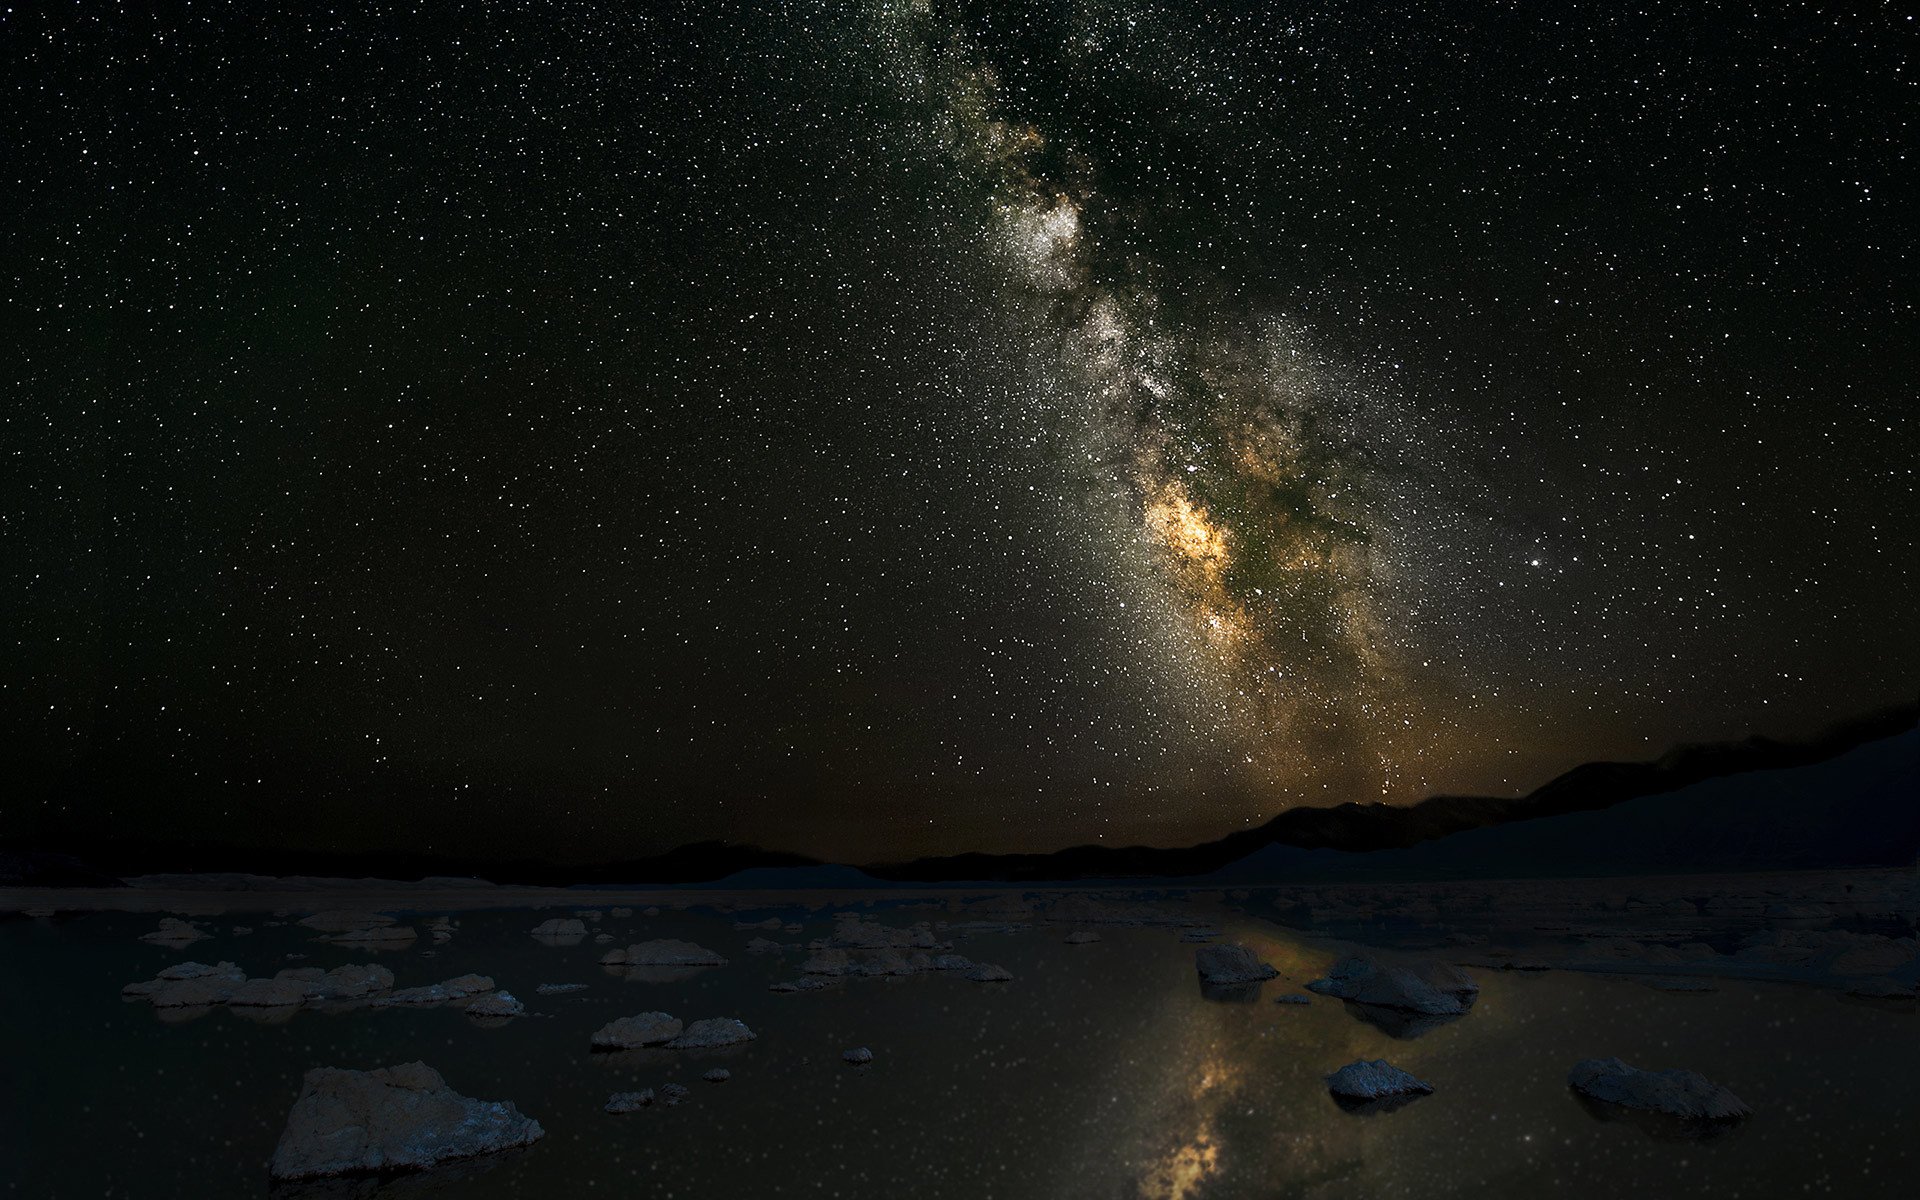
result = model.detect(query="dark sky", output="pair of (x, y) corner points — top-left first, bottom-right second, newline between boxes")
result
(4, 1), (1914, 862)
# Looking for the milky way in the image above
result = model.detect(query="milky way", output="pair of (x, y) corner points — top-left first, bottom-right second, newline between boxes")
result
(867, 2), (1460, 809)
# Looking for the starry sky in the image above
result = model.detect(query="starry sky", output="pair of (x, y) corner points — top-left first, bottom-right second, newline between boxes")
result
(4, 1), (1915, 863)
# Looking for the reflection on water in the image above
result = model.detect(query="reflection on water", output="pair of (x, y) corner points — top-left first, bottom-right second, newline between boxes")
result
(0, 902), (1911, 1198)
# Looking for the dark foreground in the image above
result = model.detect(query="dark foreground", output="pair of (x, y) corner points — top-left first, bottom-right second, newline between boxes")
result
(1, 869), (1913, 1198)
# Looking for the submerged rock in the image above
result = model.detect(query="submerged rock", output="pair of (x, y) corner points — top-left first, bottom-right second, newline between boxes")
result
(373, 974), (495, 1007)
(1195, 944), (1279, 986)
(842, 1046), (874, 1065)
(965, 963), (1014, 983)
(668, 1017), (756, 1049)
(659, 1083), (691, 1106)
(1567, 1058), (1750, 1122)
(1306, 955), (1478, 1015)
(703, 1068), (732, 1083)
(535, 982), (588, 995)
(1064, 931), (1101, 945)
(769, 977), (832, 993)
(1273, 994), (1313, 1006)
(268, 1062), (543, 1181)
(1326, 1060), (1434, 1102)
(931, 954), (975, 971)
(591, 1012), (683, 1049)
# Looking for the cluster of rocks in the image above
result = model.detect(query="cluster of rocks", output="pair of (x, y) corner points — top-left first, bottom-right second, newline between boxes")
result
(590, 1012), (756, 1051)
(125, 961), (395, 1010)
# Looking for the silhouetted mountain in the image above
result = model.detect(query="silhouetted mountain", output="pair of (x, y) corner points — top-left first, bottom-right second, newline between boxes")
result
(7, 704), (1912, 888)
(863, 703), (1919, 882)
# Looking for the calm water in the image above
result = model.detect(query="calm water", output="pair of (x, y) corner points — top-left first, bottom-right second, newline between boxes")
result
(1, 901), (1912, 1198)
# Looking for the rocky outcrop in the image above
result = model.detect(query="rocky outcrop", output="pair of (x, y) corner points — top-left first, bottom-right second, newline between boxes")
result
(1306, 955), (1478, 1015)
(269, 1062), (543, 1181)
(1326, 1059), (1434, 1102)
(1195, 944), (1279, 986)
(591, 1012), (683, 1049)
(1567, 1058), (1750, 1121)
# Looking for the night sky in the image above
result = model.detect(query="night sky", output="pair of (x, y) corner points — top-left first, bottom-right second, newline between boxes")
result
(5, 1), (1914, 863)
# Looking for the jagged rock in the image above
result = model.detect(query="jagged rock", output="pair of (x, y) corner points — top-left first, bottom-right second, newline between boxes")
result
(965, 963), (1013, 983)
(769, 978), (832, 993)
(1568, 1058), (1750, 1121)
(140, 918), (210, 947)
(842, 1047), (874, 1065)
(1326, 1060), (1434, 1102)
(464, 991), (525, 1018)
(602, 939), (726, 967)
(1064, 931), (1101, 944)
(1196, 944), (1279, 986)
(667, 1018), (756, 1049)
(535, 983), (588, 995)
(605, 1090), (653, 1113)
(268, 1062), (543, 1181)
(591, 1012), (684, 1049)
(1306, 955), (1477, 1015)
(703, 1068), (731, 1083)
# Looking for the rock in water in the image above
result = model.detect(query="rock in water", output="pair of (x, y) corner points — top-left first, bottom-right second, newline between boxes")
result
(604, 1090), (654, 1114)
(1305, 955), (1478, 1015)
(1064, 931), (1101, 944)
(1273, 994), (1312, 1006)
(464, 991), (525, 1018)
(1195, 944), (1279, 986)
(530, 918), (587, 943)
(842, 1047), (874, 1064)
(703, 1068), (732, 1083)
(269, 1062), (543, 1181)
(1326, 1060), (1435, 1102)
(605, 939), (727, 967)
(1567, 1058), (1751, 1121)
(667, 1017), (756, 1049)
(591, 1012), (683, 1049)
(965, 963), (1014, 983)
(535, 982), (589, 995)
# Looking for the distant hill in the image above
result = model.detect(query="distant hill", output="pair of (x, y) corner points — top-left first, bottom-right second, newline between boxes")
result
(864, 703), (1919, 882)
(6, 703), (1912, 888)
